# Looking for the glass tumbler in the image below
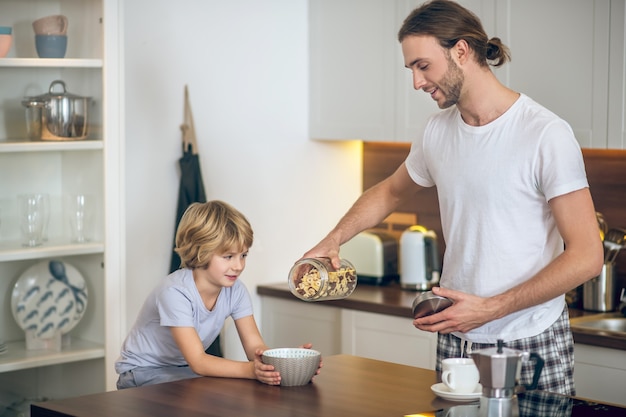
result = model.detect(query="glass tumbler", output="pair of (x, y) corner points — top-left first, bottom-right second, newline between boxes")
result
(65, 194), (94, 243)
(18, 193), (45, 247)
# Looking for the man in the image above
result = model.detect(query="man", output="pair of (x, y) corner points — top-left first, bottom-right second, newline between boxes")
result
(302, 0), (603, 395)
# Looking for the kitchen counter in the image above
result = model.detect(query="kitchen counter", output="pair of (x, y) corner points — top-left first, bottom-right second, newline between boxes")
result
(31, 355), (626, 417)
(257, 282), (626, 350)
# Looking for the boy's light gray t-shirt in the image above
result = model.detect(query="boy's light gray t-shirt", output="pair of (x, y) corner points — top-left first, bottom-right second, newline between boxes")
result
(115, 269), (253, 373)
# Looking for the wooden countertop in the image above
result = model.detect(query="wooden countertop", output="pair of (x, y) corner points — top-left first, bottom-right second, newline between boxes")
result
(31, 355), (441, 417)
(31, 354), (626, 417)
(258, 282), (626, 351)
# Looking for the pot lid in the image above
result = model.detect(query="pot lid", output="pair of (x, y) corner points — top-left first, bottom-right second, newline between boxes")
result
(411, 290), (452, 318)
(22, 79), (90, 107)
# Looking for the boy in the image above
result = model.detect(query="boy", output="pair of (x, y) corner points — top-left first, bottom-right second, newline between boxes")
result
(116, 200), (319, 388)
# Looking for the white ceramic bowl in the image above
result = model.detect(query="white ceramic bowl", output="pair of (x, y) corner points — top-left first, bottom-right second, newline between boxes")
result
(262, 348), (321, 386)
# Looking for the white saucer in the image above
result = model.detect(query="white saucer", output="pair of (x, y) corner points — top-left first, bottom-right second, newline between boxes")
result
(431, 382), (482, 402)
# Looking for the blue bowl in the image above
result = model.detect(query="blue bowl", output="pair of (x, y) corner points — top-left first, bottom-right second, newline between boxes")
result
(35, 34), (67, 58)
(0, 26), (12, 35)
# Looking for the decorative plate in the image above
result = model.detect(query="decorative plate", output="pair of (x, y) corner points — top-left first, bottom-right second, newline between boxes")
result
(11, 260), (88, 339)
(431, 382), (482, 402)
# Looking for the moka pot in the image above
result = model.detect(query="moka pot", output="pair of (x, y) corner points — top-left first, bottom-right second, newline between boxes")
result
(471, 340), (544, 417)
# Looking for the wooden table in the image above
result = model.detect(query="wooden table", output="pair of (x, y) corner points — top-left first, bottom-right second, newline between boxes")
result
(32, 355), (444, 417)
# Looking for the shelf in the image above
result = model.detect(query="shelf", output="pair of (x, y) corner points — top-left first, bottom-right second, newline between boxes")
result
(0, 241), (104, 262)
(0, 139), (103, 153)
(0, 339), (105, 373)
(0, 58), (103, 68)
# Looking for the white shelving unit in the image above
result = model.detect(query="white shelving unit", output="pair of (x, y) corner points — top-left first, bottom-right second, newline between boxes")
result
(0, 0), (124, 401)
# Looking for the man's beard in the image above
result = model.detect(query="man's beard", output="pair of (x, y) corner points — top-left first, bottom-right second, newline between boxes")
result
(438, 51), (464, 109)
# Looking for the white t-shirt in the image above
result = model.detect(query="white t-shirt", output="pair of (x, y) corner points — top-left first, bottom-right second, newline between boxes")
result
(115, 268), (253, 373)
(405, 94), (588, 343)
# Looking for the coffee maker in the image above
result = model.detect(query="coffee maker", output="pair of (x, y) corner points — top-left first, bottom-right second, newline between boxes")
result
(471, 340), (544, 417)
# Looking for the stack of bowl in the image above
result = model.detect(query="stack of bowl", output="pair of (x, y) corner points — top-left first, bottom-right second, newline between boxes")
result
(33, 15), (68, 58)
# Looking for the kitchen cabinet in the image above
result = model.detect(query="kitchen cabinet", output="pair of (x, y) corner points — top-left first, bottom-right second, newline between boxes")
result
(0, 0), (123, 402)
(308, 0), (496, 143)
(341, 309), (437, 369)
(260, 298), (342, 356)
(310, 0), (626, 149)
(259, 296), (437, 370)
(573, 343), (626, 406)
(496, 0), (626, 149)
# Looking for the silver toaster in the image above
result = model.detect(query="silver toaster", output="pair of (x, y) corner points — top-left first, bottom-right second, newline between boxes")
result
(340, 230), (399, 285)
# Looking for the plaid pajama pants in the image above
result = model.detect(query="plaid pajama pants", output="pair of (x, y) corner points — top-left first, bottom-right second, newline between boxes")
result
(436, 306), (576, 396)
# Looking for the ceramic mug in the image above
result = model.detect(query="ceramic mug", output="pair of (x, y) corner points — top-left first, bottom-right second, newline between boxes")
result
(442, 358), (480, 394)
(32, 14), (68, 35)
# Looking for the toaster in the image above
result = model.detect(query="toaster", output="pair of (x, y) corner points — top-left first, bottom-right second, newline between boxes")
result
(340, 230), (399, 285)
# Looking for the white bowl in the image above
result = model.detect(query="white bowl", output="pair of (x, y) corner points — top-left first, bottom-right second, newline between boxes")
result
(262, 348), (321, 386)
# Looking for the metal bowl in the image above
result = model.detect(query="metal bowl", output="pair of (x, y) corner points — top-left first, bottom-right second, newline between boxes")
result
(411, 290), (453, 319)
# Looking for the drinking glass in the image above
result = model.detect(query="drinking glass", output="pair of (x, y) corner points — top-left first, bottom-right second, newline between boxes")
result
(18, 194), (45, 247)
(66, 194), (94, 243)
(37, 193), (51, 241)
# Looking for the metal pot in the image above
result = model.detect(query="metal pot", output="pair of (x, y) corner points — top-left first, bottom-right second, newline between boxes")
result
(22, 80), (91, 140)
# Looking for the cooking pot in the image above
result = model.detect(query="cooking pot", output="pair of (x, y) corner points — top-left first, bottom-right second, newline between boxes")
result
(22, 80), (91, 140)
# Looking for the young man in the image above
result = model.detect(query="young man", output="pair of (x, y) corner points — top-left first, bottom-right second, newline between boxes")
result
(302, 0), (602, 395)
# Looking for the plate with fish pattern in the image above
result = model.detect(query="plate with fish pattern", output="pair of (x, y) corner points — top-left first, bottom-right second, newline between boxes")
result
(11, 260), (88, 339)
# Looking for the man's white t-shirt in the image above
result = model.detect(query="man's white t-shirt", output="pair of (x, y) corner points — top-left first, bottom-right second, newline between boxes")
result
(405, 94), (588, 343)
(115, 268), (253, 373)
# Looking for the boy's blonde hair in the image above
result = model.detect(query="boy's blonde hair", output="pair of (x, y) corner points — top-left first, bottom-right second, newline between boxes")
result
(174, 200), (253, 269)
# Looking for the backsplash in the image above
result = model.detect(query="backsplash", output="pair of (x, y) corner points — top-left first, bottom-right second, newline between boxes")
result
(363, 143), (626, 304)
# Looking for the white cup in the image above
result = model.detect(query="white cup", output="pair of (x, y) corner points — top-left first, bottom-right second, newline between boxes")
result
(442, 357), (480, 394)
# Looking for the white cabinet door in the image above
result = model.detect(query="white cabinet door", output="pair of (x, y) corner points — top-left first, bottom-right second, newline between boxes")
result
(259, 297), (437, 369)
(496, 0), (613, 149)
(341, 310), (437, 369)
(309, 0), (397, 141)
(608, 0), (626, 149)
(574, 343), (626, 406)
(260, 297), (342, 355)
(310, 0), (498, 143)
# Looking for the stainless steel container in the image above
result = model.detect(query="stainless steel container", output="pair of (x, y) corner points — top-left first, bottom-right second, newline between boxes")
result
(411, 290), (452, 318)
(22, 80), (91, 140)
(583, 263), (617, 312)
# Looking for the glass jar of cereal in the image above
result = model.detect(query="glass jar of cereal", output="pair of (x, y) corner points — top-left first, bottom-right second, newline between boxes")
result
(288, 257), (358, 301)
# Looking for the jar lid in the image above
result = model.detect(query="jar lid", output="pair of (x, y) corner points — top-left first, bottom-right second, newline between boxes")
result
(411, 290), (452, 318)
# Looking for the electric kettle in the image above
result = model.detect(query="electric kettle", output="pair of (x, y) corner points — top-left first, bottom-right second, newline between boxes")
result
(471, 340), (544, 417)
(399, 225), (440, 290)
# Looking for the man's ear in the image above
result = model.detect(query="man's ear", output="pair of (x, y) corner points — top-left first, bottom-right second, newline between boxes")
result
(453, 39), (471, 64)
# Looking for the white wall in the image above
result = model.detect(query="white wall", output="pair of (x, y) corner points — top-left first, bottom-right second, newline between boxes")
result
(123, 0), (361, 358)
